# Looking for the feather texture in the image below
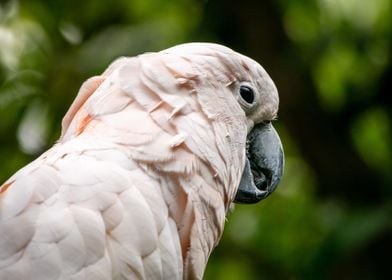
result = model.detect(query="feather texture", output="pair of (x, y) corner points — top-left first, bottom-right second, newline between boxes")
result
(0, 43), (279, 279)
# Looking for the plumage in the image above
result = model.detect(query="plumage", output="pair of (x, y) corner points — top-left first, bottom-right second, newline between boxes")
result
(0, 43), (283, 279)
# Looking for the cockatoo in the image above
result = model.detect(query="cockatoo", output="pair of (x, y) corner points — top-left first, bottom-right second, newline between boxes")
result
(0, 43), (283, 280)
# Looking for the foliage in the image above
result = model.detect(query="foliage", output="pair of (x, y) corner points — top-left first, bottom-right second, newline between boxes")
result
(0, 0), (390, 278)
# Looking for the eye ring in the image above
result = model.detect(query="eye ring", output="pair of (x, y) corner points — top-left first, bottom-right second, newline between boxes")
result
(239, 85), (255, 104)
(237, 84), (258, 114)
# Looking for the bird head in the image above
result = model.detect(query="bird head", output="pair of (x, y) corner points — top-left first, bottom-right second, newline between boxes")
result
(163, 43), (284, 204)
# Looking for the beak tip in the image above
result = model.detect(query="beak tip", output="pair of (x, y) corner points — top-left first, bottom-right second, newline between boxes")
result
(233, 189), (268, 204)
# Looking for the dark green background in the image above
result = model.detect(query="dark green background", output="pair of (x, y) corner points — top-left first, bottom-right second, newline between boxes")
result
(0, 0), (390, 279)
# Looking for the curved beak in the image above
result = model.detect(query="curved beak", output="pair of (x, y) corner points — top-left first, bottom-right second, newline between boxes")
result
(234, 123), (284, 204)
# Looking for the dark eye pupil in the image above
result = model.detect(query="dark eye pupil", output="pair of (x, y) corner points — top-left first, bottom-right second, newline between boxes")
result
(240, 86), (254, 104)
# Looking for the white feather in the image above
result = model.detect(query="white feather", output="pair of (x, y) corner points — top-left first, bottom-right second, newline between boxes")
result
(0, 43), (280, 279)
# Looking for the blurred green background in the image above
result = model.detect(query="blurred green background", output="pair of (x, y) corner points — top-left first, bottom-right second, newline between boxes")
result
(0, 0), (390, 279)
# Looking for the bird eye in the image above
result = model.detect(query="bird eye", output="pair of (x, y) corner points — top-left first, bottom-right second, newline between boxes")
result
(239, 85), (255, 104)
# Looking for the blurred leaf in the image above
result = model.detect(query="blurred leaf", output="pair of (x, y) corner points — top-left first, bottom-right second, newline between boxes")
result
(322, 0), (391, 32)
(283, 2), (320, 44)
(17, 99), (49, 154)
(351, 108), (392, 174)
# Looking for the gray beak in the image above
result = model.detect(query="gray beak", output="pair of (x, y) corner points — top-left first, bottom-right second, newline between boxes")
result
(234, 123), (284, 204)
